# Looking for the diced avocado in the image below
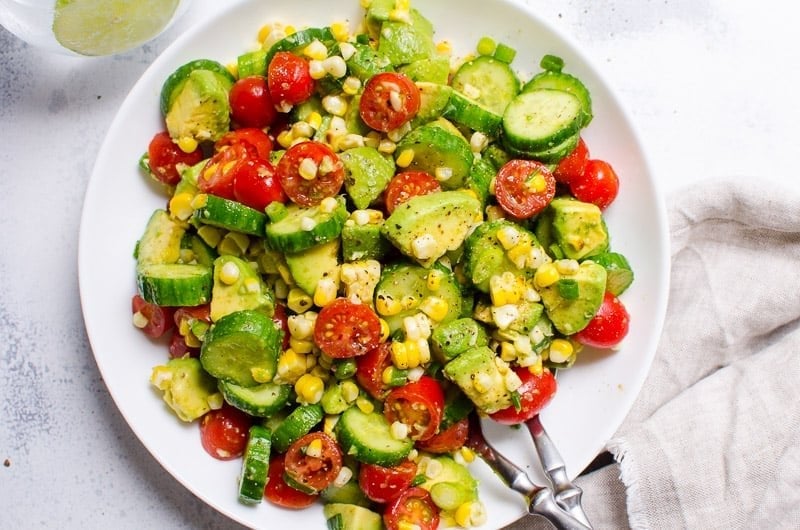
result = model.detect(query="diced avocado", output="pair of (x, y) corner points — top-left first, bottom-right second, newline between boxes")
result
(323, 504), (383, 530)
(377, 9), (436, 66)
(509, 301), (544, 334)
(345, 43), (394, 81)
(344, 94), (371, 136)
(400, 56), (451, 84)
(180, 231), (218, 267)
(135, 209), (186, 267)
(284, 239), (340, 297)
(548, 197), (610, 260)
(443, 346), (512, 414)
(165, 69), (231, 145)
(411, 82), (453, 128)
(341, 217), (391, 262)
(173, 159), (206, 197)
(364, 0), (395, 35)
(159, 59), (235, 116)
(340, 146), (395, 209)
(210, 255), (274, 322)
(150, 357), (220, 422)
(418, 455), (479, 512)
(431, 317), (489, 362)
(539, 259), (607, 335)
(396, 123), (474, 190)
(382, 191), (482, 267)
(320, 381), (350, 415)
(321, 480), (371, 508)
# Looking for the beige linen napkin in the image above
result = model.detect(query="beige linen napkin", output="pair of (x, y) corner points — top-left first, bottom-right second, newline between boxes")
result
(506, 178), (800, 529)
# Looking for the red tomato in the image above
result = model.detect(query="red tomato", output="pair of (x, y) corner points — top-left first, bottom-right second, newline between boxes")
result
(384, 376), (445, 441)
(229, 76), (278, 129)
(233, 158), (286, 210)
(171, 304), (210, 357)
(272, 302), (291, 350)
(146, 131), (204, 187)
(268, 51), (315, 109)
(215, 128), (274, 161)
(277, 141), (344, 206)
(359, 460), (418, 504)
(131, 294), (174, 339)
(284, 432), (343, 494)
(168, 332), (199, 359)
(569, 159), (620, 209)
(384, 171), (441, 213)
(553, 137), (589, 185)
(197, 142), (256, 200)
(490, 368), (557, 425)
(415, 417), (469, 454)
(494, 159), (556, 219)
(314, 298), (382, 359)
(574, 291), (630, 348)
(356, 342), (394, 399)
(199, 405), (252, 460)
(265, 455), (318, 509)
(360, 72), (421, 132)
(383, 487), (440, 530)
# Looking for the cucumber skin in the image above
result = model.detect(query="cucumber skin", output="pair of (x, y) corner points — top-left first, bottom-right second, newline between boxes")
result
(219, 381), (291, 417)
(265, 198), (348, 254)
(136, 263), (212, 307)
(271, 404), (324, 453)
(335, 407), (413, 466)
(501, 89), (583, 153)
(238, 425), (272, 504)
(159, 59), (235, 116)
(193, 194), (267, 237)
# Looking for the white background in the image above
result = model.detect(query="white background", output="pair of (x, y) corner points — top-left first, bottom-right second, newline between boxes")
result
(2, 0), (799, 528)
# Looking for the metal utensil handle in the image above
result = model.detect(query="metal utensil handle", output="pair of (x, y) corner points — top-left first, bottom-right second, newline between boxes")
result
(529, 488), (593, 530)
(527, 415), (593, 528)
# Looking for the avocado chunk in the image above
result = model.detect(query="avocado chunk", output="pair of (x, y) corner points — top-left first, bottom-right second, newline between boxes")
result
(284, 239), (340, 297)
(431, 317), (489, 362)
(165, 69), (231, 145)
(345, 43), (394, 81)
(382, 191), (482, 268)
(400, 56), (451, 84)
(418, 455), (479, 512)
(135, 209), (186, 267)
(377, 9), (436, 66)
(322, 503), (383, 530)
(340, 146), (395, 209)
(411, 82), (453, 128)
(395, 123), (474, 190)
(539, 259), (607, 335)
(548, 197), (610, 260)
(341, 215), (391, 262)
(150, 357), (220, 422)
(210, 255), (274, 322)
(443, 346), (512, 414)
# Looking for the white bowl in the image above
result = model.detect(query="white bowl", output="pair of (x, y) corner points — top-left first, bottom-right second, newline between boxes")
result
(79, 0), (670, 528)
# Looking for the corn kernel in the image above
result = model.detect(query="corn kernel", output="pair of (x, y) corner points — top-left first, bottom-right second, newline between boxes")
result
(356, 396), (374, 414)
(219, 261), (240, 285)
(337, 133), (365, 150)
(472, 372), (492, 394)
(400, 295), (418, 311)
(460, 447), (476, 463)
(277, 129), (294, 148)
(407, 366), (424, 382)
(504, 370), (523, 392)
(379, 319), (390, 341)
(177, 136), (198, 153)
(527, 172), (547, 193)
(341, 380), (360, 403)
(426, 270), (444, 291)
(403, 316), (421, 341)
(435, 40), (453, 55)
(314, 277), (339, 307)
(306, 111), (323, 130)
(298, 157), (318, 180)
(434, 166), (453, 182)
(378, 138), (397, 154)
(339, 42), (357, 61)
(277, 349), (308, 384)
(169, 192), (195, 221)
(295, 373), (324, 404)
(395, 148), (415, 168)
(305, 438), (323, 458)
(190, 193), (208, 210)
(548, 338), (574, 364)
(423, 457), (443, 478)
(284, 25), (296, 35)
(300, 216), (317, 231)
(390, 421), (409, 440)
(411, 234), (437, 260)
(331, 21), (350, 42)
(289, 337), (314, 354)
(257, 24), (272, 44)
(323, 55), (348, 78)
(324, 414), (340, 435)
(455, 502), (474, 527)
(322, 95), (348, 116)
(534, 262), (560, 288)
(376, 295), (402, 316)
(342, 76), (361, 95)
(132, 311), (149, 329)
(507, 240), (533, 269)
(528, 357), (544, 376)
(555, 259), (580, 275)
(419, 296), (449, 322)
(417, 339), (431, 364)
(287, 287), (313, 313)
(391, 341), (409, 369)
(388, 8), (410, 23)
(333, 466), (353, 487)
(319, 196), (339, 214)
(496, 226), (521, 249)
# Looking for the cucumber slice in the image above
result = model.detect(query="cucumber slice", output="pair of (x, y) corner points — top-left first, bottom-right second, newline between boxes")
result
(323, 504), (383, 530)
(591, 252), (634, 296)
(265, 196), (348, 253)
(136, 263), (212, 306)
(340, 146), (395, 210)
(238, 425), (272, 504)
(523, 69), (593, 127)
(181, 232), (218, 267)
(135, 209), (186, 267)
(271, 404), (325, 453)
(394, 124), (474, 190)
(465, 157), (496, 206)
(463, 219), (542, 292)
(264, 27), (335, 68)
(504, 130), (580, 164)
(451, 56), (520, 116)
(220, 380), (291, 417)
(443, 90), (503, 136)
(200, 309), (283, 387)
(345, 43), (395, 81)
(237, 49), (268, 78)
(193, 194), (267, 237)
(335, 407), (413, 466)
(159, 59), (235, 116)
(501, 89), (583, 153)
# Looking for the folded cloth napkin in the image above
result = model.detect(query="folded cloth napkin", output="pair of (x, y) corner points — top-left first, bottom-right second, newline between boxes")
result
(506, 178), (800, 529)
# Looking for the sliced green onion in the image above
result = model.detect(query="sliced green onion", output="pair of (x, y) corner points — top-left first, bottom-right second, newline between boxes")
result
(476, 36), (496, 56)
(333, 358), (357, 380)
(548, 243), (565, 260)
(539, 54), (565, 72)
(557, 278), (580, 300)
(265, 201), (288, 222)
(510, 389), (522, 412)
(493, 42), (517, 64)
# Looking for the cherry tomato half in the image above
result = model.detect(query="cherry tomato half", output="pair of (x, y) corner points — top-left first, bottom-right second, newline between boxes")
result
(383, 487), (440, 530)
(197, 142), (256, 200)
(131, 294), (175, 339)
(494, 159), (556, 219)
(574, 291), (630, 349)
(489, 368), (557, 425)
(277, 141), (344, 206)
(215, 128), (274, 161)
(360, 72), (421, 132)
(384, 376), (445, 441)
(569, 159), (620, 210)
(268, 51), (315, 109)
(233, 158), (286, 211)
(356, 342), (394, 399)
(284, 432), (343, 494)
(359, 460), (418, 504)
(384, 171), (441, 214)
(314, 298), (382, 358)
(265, 455), (318, 509)
(147, 131), (204, 187)
(415, 417), (469, 454)
(199, 405), (252, 460)
(229, 76), (278, 129)
(553, 137), (589, 185)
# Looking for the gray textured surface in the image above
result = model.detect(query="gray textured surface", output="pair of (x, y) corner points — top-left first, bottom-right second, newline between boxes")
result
(2, 1), (799, 529)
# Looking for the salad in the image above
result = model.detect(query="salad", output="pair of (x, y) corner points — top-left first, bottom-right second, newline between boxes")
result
(131, 0), (633, 528)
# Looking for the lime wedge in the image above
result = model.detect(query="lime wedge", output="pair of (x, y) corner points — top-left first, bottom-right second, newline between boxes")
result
(52, 0), (181, 56)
